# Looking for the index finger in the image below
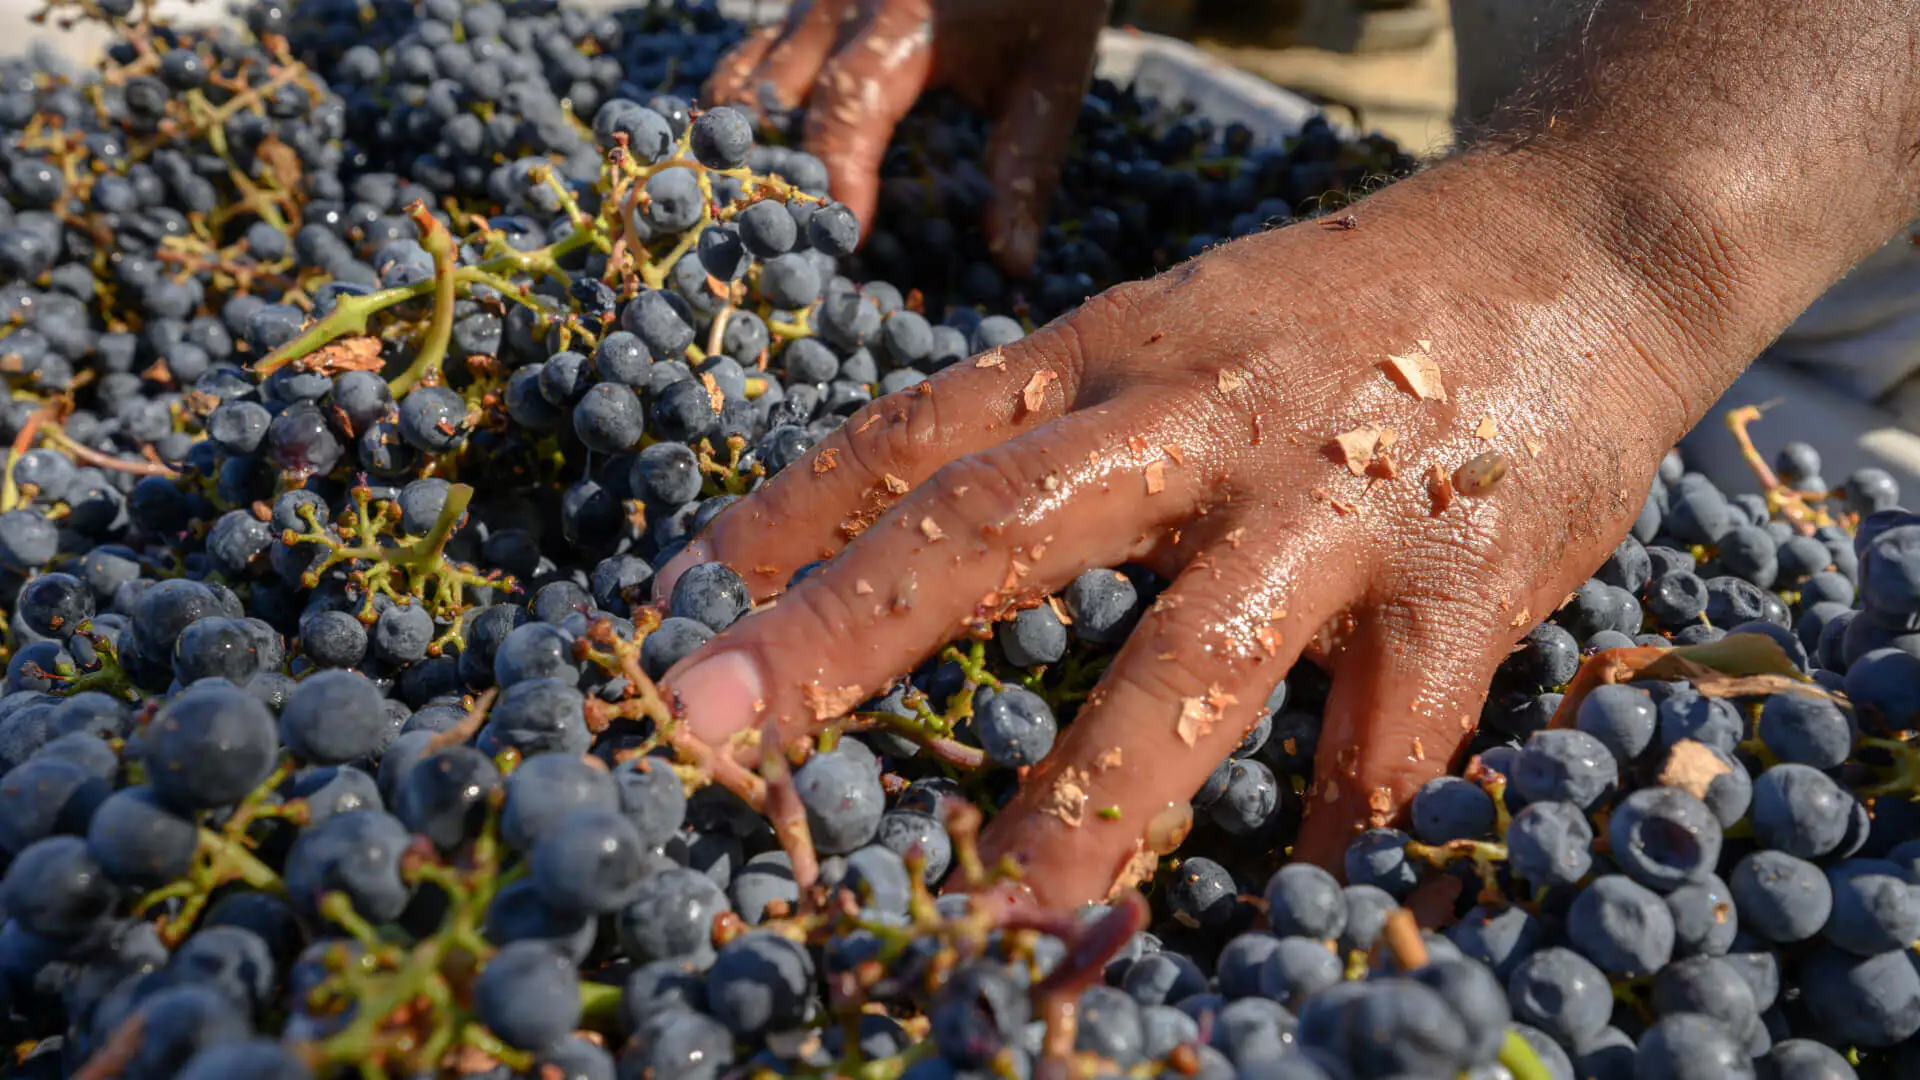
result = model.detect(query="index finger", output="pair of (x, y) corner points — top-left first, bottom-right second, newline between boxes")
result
(801, 0), (935, 228)
(972, 528), (1358, 908)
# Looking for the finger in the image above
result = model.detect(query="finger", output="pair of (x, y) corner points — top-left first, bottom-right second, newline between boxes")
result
(1290, 599), (1510, 870)
(803, 0), (936, 227)
(704, 24), (782, 107)
(983, 23), (1099, 276)
(753, 0), (861, 111)
(653, 319), (1086, 603)
(973, 530), (1362, 910)
(661, 407), (1204, 748)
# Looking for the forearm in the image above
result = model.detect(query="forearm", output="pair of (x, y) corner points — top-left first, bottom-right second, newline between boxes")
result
(1454, 1), (1920, 439)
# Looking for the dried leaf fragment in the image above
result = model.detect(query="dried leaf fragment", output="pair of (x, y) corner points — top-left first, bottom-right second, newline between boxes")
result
(813, 448), (840, 476)
(1022, 370), (1056, 412)
(1175, 685), (1237, 747)
(1367, 786), (1394, 827)
(1658, 739), (1733, 801)
(918, 517), (945, 542)
(1381, 350), (1447, 402)
(1094, 746), (1124, 771)
(701, 373), (725, 412)
(1475, 415), (1498, 441)
(974, 350), (1006, 370)
(882, 472), (910, 495)
(1509, 607), (1531, 629)
(292, 336), (385, 375)
(1330, 424), (1388, 476)
(801, 682), (866, 722)
(1144, 459), (1167, 495)
(1042, 766), (1091, 827)
(1107, 840), (1158, 900)
(1216, 369), (1245, 393)
(1524, 436), (1544, 458)
(1427, 464), (1454, 515)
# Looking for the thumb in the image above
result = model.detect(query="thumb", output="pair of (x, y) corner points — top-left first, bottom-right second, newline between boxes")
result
(1291, 602), (1509, 870)
(983, 25), (1100, 277)
(802, 0), (935, 230)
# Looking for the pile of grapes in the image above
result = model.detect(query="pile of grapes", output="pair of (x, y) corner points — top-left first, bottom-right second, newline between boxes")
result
(0, 0), (1917, 1077)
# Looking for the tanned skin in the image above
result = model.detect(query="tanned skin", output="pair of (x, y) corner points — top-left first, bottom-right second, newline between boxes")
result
(665, 0), (1920, 907)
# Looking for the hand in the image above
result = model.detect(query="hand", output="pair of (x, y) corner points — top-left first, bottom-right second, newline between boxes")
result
(650, 149), (1765, 908)
(703, 0), (1107, 274)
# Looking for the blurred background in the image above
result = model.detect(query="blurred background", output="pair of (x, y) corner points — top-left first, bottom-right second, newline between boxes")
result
(5, 0), (1461, 159)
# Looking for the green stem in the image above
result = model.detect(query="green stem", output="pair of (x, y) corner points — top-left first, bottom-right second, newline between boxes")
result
(1498, 1030), (1554, 1080)
(387, 204), (459, 397)
(579, 980), (623, 1026)
(201, 827), (287, 893)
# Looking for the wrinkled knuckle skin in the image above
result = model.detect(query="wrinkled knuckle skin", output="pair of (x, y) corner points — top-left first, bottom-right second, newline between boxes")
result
(922, 442), (1047, 534)
(840, 384), (945, 482)
(1101, 646), (1206, 718)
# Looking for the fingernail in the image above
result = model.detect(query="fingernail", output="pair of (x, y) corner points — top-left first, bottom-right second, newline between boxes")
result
(651, 541), (711, 605)
(667, 650), (765, 744)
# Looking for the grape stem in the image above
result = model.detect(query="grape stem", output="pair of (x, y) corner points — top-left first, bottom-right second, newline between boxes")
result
(1498, 1031), (1555, 1080)
(387, 203), (460, 396)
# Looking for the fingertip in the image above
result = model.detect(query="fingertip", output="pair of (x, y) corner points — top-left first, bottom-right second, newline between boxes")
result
(663, 648), (766, 745)
(986, 199), (1040, 279)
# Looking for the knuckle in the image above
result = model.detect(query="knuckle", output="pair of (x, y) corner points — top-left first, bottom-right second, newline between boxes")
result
(762, 574), (865, 657)
(840, 386), (942, 482)
(922, 443), (1036, 527)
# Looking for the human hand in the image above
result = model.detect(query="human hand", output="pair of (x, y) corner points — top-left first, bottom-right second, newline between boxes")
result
(703, 0), (1107, 275)
(650, 149), (1774, 907)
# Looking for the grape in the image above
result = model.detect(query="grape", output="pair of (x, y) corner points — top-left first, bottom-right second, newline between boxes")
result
(140, 684), (279, 810)
(0, 835), (117, 939)
(87, 786), (198, 888)
(669, 562), (751, 633)
(0, 755), (107, 856)
(1506, 946), (1612, 1049)
(1448, 904), (1544, 982)
(973, 686), (1057, 768)
(283, 810), (413, 924)
(1821, 858), (1920, 955)
(1343, 827), (1420, 898)
(930, 962), (1029, 1067)
(1122, 949), (1208, 1005)
(707, 929), (813, 1038)
(1608, 785), (1722, 890)
(1567, 875), (1675, 978)
(1512, 728), (1618, 811)
(1752, 763), (1852, 858)
(621, 1008), (735, 1080)
(1635, 1013), (1755, 1080)
(616, 866), (730, 966)
(794, 746), (884, 854)
(1762, 1039), (1860, 1080)
(529, 807), (651, 917)
(1254, 936), (1343, 1008)
(1508, 801), (1595, 888)
(1731, 850), (1832, 944)
(394, 746), (500, 851)
(279, 669), (386, 765)
(1263, 862), (1346, 940)
(501, 752), (617, 852)
(474, 940), (581, 1050)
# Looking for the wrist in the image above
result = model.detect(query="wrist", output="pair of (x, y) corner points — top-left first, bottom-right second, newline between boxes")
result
(1364, 141), (1902, 447)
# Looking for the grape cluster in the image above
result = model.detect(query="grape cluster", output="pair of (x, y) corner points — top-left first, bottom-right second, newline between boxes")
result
(0, 0), (1912, 1077)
